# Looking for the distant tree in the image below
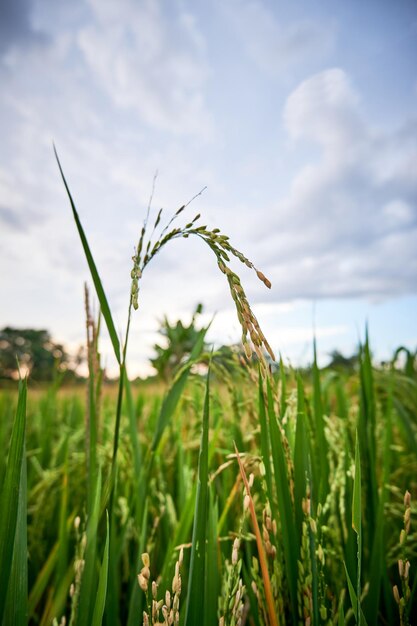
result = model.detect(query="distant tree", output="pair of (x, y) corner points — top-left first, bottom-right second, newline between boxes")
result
(392, 346), (417, 377)
(0, 327), (68, 381)
(327, 349), (358, 372)
(150, 304), (207, 380)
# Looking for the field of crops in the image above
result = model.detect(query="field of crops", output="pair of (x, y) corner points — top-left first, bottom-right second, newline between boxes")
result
(1, 338), (416, 626)
(1, 160), (416, 626)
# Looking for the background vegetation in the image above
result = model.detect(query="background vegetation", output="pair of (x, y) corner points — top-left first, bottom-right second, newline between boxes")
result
(0, 161), (416, 625)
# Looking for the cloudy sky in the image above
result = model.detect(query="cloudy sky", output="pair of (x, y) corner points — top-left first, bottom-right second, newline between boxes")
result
(1, 0), (416, 376)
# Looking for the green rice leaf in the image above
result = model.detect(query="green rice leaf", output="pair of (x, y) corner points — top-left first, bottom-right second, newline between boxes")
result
(4, 441), (27, 626)
(28, 513), (75, 617)
(266, 378), (299, 620)
(0, 377), (27, 624)
(312, 338), (329, 502)
(352, 431), (361, 535)
(352, 432), (362, 625)
(279, 354), (287, 418)
(91, 511), (110, 626)
(204, 490), (219, 626)
(77, 469), (102, 626)
(338, 599), (345, 626)
(257, 375), (278, 526)
(38, 564), (74, 626)
(364, 380), (393, 624)
(344, 562), (369, 626)
(151, 326), (208, 453)
(184, 373), (210, 626)
(56, 436), (69, 587)
(294, 374), (310, 535)
(54, 146), (121, 364)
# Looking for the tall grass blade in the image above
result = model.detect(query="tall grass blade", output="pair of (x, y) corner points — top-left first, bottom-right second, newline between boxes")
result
(151, 326), (208, 454)
(184, 374), (210, 626)
(4, 441), (27, 626)
(352, 431), (362, 625)
(344, 562), (368, 626)
(294, 374), (310, 534)
(364, 378), (393, 624)
(54, 146), (121, 364)
(204, 490), (219, 626)
(312, 338), (329, 502)
(0, 377), (27, 624)
(56, 436), (69, 586)
(338, 599), (345, 626)
(87, 345), (98, 515)
(28, 514), (75, 617)
(77, 469), (102, 626)
(91, 511), (110, 626)
(124, 375), (142, 479)
(279, 354), (287, 418)
(39, 565), (74, 626)
(358, 330), (378, 544)
(257, 376), (278, 526)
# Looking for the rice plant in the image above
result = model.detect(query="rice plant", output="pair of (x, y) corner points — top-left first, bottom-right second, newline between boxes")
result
(0, 156), (416, 625)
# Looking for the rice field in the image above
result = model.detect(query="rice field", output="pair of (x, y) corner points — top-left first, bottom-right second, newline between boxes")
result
(0, 159), (416, 625)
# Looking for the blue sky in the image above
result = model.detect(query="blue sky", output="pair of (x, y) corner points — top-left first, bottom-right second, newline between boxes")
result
(0, 0), (416, 376)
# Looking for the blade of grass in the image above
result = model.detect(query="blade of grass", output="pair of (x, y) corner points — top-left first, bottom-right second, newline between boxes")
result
(55, 146), (126, 525)
(294, 377), (319, 624)
(358, 331), (378, 549)
(204, 490), (219, 626)
(338, 599), (345, 626)
(257, 376), (278, 528)
(56, 436), (69, 587)
(312, 338), (329, 502)
(294, 374), (310, 535)
(28, 513), (76, 617)
(4, 440), (27, 626)
(0, 377), (27, 624)
(91, 511), (110, 626)
(364, 377), (393, 624)
(352, 431), (362, 625)
(344, 562), (369, 626)
(54, 146), (121, 364)
(77, 469), (102, 626)
(39, 564), (74, 626)
(184, 374), (210, 626)
(86, 329), (98, 516)
(124, 375), (142, 479)
(151, 326), (209, 453)
(279, 354), (287, 418)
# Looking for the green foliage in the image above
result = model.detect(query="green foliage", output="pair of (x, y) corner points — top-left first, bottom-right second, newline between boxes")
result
(184, 374), (210, 625)
(0, 377), (27, 624)
(0, 327), (68, 381)
(151, 304), (206, 380)
(1, 339), (417, 624)
(1, 157), (415, 625)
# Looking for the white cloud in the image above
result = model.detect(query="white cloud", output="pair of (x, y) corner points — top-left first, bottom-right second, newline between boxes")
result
(218, 0), (335, 77)
(77, 0), (214, 137)
(258, 68), (417, 301)
(284, 68), (362, 149)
